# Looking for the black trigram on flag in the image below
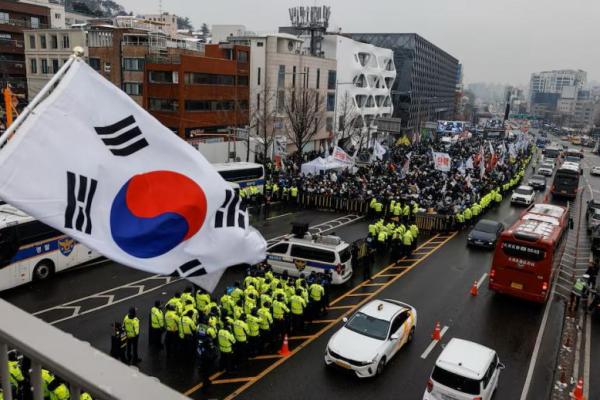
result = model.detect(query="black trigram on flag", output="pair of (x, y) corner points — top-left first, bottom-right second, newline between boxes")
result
(94, 115), (148, 156)
(215, 189), (247, 229)
(65, 171), (97, 234)
(170, 259), (207, 278)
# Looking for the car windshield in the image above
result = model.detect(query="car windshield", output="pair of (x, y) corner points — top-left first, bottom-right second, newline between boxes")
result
(593, 213), (600, 221)
(432, 366), (481, 395)
(515, 188), (533, 195)
(474, 221), (498, 234)
(345, 312), (390, 340)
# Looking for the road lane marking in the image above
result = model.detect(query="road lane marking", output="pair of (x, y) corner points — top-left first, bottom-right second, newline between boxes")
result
(476, 272), (488, 288)
(347, 293), (371, 297)
(310, 319), (337, 324)
(326, 305), (353, 310)
(213, 377), (254, 384)
(220, 232), (457, 400)
(420, 326), (449, 359)
(251, 354), (283, 360)
(183, 371), (226, 396)
(266, 212), (294, 220)
(289, 335), (313, 340)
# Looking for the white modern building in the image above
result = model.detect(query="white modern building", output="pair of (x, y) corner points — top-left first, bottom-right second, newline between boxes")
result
(529, 69), (587, 110)
(321, 34), (395, 140)
(139, 13), (178, 37)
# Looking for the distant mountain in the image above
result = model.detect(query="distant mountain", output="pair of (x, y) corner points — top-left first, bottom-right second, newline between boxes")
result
(66, 0), (128, 17)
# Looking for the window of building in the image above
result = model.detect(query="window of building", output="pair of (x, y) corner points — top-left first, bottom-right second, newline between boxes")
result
(0, 33), (10, 41)
(123, 58), (145, 71)
(149, 98), (178, 112)
(40, 35), (46, 49)
(123, 82), (142, 96)
(52, 59), (59, 73)
(292, 66), (296, 87)
(238, 100), (248, 110)
(88, 58), (101, 71)
(277, 90), (285, 112)
(237, 76), (248, 86)
(0, 12), (9, 23)
(327, 70), (336, 90)
(326, 116), (333, 132)
(184, 73), (234, 85)
(30, 58), (37, 74)
(327, 93), (335, 112)
(50, 35), (57, 49)
(55, 13), (61, 19)
(184, 100), (235, 112)
(29, 35), (35, 49)
(237, 51), (248, 63)
(316, 68), (320, 89)
(256, 93), (261, 111)
(41, 59), (48, 74)
(278, 65), (285, 88)
(149, 71), (178, 84)
(62, 35), (69, 49)
(257, 67), (261, 85)
(305, 67), (310, 88)
(256, 41), (264, 47)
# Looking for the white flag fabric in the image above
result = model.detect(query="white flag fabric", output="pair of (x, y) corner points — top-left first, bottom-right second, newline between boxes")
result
(465, 156), (474, 170)
(371, 139), (386, 161)
(0, 60), (266, 291)
(332, 146), (354, 165)
(488, 141), (495, 155)
(432, 151), (451, 172)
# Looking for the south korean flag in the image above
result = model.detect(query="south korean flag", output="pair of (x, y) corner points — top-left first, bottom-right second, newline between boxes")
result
(0, 59), (266, 291)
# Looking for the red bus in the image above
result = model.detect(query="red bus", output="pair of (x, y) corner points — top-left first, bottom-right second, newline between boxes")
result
(488, 203), (569, 303)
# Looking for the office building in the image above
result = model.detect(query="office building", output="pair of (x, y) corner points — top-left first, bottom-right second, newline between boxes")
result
(350, 33), (459, 133)
(23, 27), (87, 98)
(143, 44), (250, 138)
(0, 0), (50, 98)
(228, 32), (337, 153)
(529, 69), (587, 112)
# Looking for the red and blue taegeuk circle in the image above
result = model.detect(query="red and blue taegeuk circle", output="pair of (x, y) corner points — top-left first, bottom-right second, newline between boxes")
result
(110, 171), (207, 258)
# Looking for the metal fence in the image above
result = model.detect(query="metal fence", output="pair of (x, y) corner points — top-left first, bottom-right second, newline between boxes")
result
(0, 299), (188, 400)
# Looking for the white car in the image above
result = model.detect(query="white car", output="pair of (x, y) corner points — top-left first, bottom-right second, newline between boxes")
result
(538, 165), (553, 176)
(325, 299), (417, 378)
(591, 166), (600, 176)
(511, 185), (535, 206)
(423, 338), (505, 400)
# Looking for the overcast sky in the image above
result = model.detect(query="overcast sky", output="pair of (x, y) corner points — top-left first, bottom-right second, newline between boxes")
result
(118, 0), (600, 86)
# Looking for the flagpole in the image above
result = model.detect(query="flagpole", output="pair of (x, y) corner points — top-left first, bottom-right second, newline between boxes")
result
(0, 47), (83, 149)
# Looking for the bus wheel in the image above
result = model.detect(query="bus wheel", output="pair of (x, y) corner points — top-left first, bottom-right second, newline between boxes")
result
(33, 261), (54, 281)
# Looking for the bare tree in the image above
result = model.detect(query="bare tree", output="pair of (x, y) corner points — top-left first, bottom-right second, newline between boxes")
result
(282, 86), (326, 164)
(249, 84), (277, 163)
(335, 92), (363, 148)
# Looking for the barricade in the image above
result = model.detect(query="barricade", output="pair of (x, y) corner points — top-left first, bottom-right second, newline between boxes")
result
(416, 212), (453, 233)
(298, 193), (367, 214)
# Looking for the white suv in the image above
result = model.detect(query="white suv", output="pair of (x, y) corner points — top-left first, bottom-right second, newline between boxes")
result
(423, 338), (504, 400)
(511, 185), (535, 206)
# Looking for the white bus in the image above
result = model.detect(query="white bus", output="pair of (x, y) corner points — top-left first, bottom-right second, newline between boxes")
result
(213, 162), (265, 193)
(0, 205), (102, 292)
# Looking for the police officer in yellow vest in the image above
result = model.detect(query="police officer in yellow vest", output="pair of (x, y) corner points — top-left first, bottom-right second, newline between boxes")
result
(164, 304), (180, 357)
(309, 281), (325, 317)
(377, 228), (388, 251)
(402, 230), (413, 257)
(179, 309), (197, 358)
(272, 294), (290, 342)
(123, 307), (141, 364)
(290, 288), (307, 333)
(233, 315), (250, 367)
(290, 185), (299, 204)
(149, 300), (164, 348)
(246, 308), (262, 356)
(7, 352), (23, 397)
(218, 324), (236, 371)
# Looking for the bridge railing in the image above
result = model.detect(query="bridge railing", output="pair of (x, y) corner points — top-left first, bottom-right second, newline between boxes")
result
(0, 299), (189, 400)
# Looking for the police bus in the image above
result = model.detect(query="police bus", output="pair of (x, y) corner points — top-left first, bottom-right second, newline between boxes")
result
(0, 205), (102, 291)
(551, 162), (580, 199)
(213, 162), (265, 193)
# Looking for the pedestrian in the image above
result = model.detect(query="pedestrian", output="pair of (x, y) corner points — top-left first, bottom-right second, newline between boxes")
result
(246, 308), (261, 356)
(164, 304), (180, 358)
(123, 307), (141, 364)
(149, 300), (164, 348)
(47, 378), (70, 400)
(569, 274), (590, 312)
(218, 324), (236, 372)
(272, 294), (289, 344)
(309, 280), (325, 318)
(585, 262), (599, 289)
(110, 321), (127, 362)
(180, 309), (197, 359)
(257, 301), (273, 351)
(290, 288), (307, 333)
(232, 315), (249, 368)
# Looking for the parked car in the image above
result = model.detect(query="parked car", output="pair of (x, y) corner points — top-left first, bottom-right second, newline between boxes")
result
(511, 185), (536, 206)
(423, 338), (505, 400)
(467, 219), (504, 249)
(527, 174), (547, 190)
(587, 200), (600, 232)
(538, 164), (554, 176)
(591, 166), (600, 176)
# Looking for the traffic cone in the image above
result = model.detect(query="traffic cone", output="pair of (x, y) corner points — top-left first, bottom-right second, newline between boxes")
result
(470, 281), (479, 296)
(571, 377), (584, 400)
(431, 322), (441, 341)
(278, 334), (291, 356)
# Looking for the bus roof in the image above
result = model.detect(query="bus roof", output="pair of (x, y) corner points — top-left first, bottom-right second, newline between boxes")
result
(0, 205), (34, 228)
(557, 163), (580, 173)
(212, 162), (263, 171)
(508, 204), (567, 242)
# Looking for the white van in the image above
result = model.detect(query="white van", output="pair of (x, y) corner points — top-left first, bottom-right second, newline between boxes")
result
(423, 338), (504, 400)
(266, 230), (353, 285)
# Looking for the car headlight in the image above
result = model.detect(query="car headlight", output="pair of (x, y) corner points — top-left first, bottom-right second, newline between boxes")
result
(357, 358), (376, 367)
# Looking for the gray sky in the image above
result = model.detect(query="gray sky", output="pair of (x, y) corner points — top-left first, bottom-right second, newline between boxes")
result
(118, 0), (600, 86)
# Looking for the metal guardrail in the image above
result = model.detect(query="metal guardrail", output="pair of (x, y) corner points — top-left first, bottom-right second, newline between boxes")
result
(0, 299), (189, 400)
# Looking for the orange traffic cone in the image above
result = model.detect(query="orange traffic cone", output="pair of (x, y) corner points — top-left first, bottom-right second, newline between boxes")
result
(470, 281), (479, 296)
(278, 334), (291, 356)
(431, 322), (441, 341)
(571, 377), (584, 400)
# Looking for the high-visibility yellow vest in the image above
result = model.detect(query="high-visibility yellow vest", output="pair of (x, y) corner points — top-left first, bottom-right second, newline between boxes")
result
(272, 300), (289, 319)
(233, 319), (249, 342)
(309, 283), (324, 301)
(218, 329), (235, 353)
(123, 316), (139, 338)
(290, 295), (306, 315)
(246, 315), (261, 337)
(150, 307), (164, 329)
(165, 310), (180, 332)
